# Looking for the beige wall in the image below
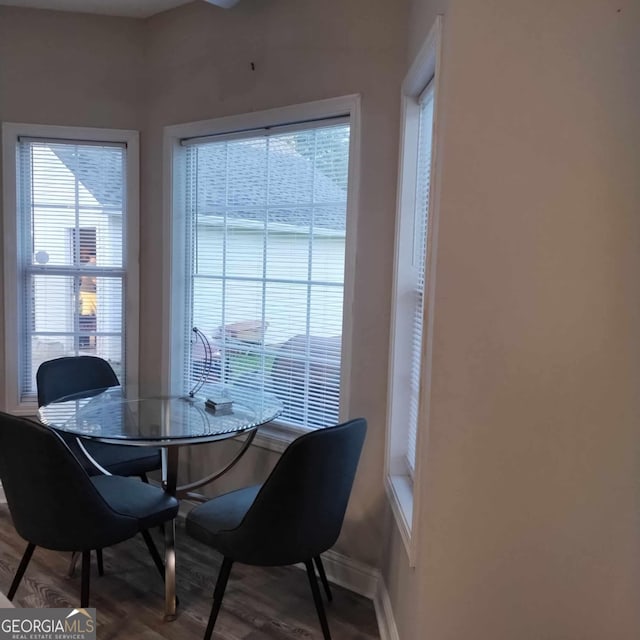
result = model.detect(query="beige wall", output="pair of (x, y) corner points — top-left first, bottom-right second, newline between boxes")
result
(0, 7), (143, 129)
(406, 0), (447, 62)
(384, 1), (640, 638)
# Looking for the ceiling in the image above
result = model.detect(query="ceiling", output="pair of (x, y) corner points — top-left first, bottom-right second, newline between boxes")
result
(0, 0), (238, 18)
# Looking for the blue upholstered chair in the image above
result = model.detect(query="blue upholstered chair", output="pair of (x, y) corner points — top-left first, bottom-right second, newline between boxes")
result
(36, 356), (161, 479)
(0, 412), (177, 607)
(186, 417), (367, 640)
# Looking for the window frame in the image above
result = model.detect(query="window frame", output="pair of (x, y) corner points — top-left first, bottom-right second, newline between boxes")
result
(1, 123), (140, 415)
(385, 17), (443, 566)
(162, 95), (361, 450)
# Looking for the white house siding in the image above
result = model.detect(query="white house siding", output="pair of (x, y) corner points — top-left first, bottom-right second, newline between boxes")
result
(192, 226), (345, 346)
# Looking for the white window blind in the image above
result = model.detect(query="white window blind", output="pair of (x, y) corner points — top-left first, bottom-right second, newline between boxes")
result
(16, 139), (127, 401)
(406, 83), (435, 473)
(180, 120), (351, 428)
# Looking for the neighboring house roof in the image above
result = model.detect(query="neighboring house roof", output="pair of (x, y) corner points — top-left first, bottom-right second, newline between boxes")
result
(53, 128), (349, 232)
(52, 146), (123, 209)
(194, 132), (349, 232)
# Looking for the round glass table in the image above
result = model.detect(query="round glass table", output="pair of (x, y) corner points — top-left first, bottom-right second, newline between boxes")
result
(39, 386), (282, 620)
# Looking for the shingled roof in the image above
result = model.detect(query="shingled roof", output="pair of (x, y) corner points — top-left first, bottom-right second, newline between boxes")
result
(192, 128), (349, 232)
(53, 126), (349, 233)
(52, 145), (124, 208)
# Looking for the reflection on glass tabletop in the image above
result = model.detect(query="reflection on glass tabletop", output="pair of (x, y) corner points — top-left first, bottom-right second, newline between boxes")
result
(38, 386), (283, 445)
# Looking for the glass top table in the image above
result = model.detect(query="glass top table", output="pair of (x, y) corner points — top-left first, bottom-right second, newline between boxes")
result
(39, 386), (283, 446)
(38, 386), (282, 620)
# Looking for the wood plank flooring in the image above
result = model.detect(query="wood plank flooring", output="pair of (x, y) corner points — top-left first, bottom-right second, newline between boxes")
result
(0, 506), (380, 640)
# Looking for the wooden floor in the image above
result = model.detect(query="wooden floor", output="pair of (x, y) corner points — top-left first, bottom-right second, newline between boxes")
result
(0, 506), (380, 640)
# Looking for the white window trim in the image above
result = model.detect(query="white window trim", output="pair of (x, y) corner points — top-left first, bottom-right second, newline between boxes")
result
(385, 16), (443, 566)
(1, 123), (140, 415)
(162, 95), (361, 451)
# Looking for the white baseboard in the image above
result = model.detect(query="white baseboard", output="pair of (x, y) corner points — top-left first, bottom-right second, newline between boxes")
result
(373, 575), (400, 640)
(320, 548), (379, 599)
(298, 549), (399, 640)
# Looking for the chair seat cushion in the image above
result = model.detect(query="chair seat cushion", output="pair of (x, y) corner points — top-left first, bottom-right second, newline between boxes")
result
(92, 475), (179, 530)
(84, 441), (162, 477)
(186, 485), (261, 547)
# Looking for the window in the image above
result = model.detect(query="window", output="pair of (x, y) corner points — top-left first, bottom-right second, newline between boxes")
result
(166, 97), (359, 434)
(406, 83), (435, 475)
(2, 125), (139, 413)
(386, 18), (441, 564)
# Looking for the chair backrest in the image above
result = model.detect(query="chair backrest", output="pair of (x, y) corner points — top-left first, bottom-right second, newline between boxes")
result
(36, 356), (119, 407)
(0, 412), (138, 551)
(221, 418), (367, 566)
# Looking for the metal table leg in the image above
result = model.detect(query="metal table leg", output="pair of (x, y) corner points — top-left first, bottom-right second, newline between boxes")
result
(162, 446), (180, 621)
(175, 430), (257, 499)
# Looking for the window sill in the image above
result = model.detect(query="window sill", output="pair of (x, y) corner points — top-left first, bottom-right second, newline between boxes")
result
(385, 473), (417, 567)
(249, 420), (309, 453)
(5, 403), (39, 419)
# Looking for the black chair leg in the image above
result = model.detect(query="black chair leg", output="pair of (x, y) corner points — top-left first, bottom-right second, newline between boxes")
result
(8, 542), (35, 600)
(68, 551), (80, 577)
(305, 559), (332, 640)
(96, 549), (104, 577)
(80, 550), (91, 607)
(204, 557), (233, 640)
(140, 530), (165, 581)
(71, 550), (102, 577)
(314, 555), (333, 602)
